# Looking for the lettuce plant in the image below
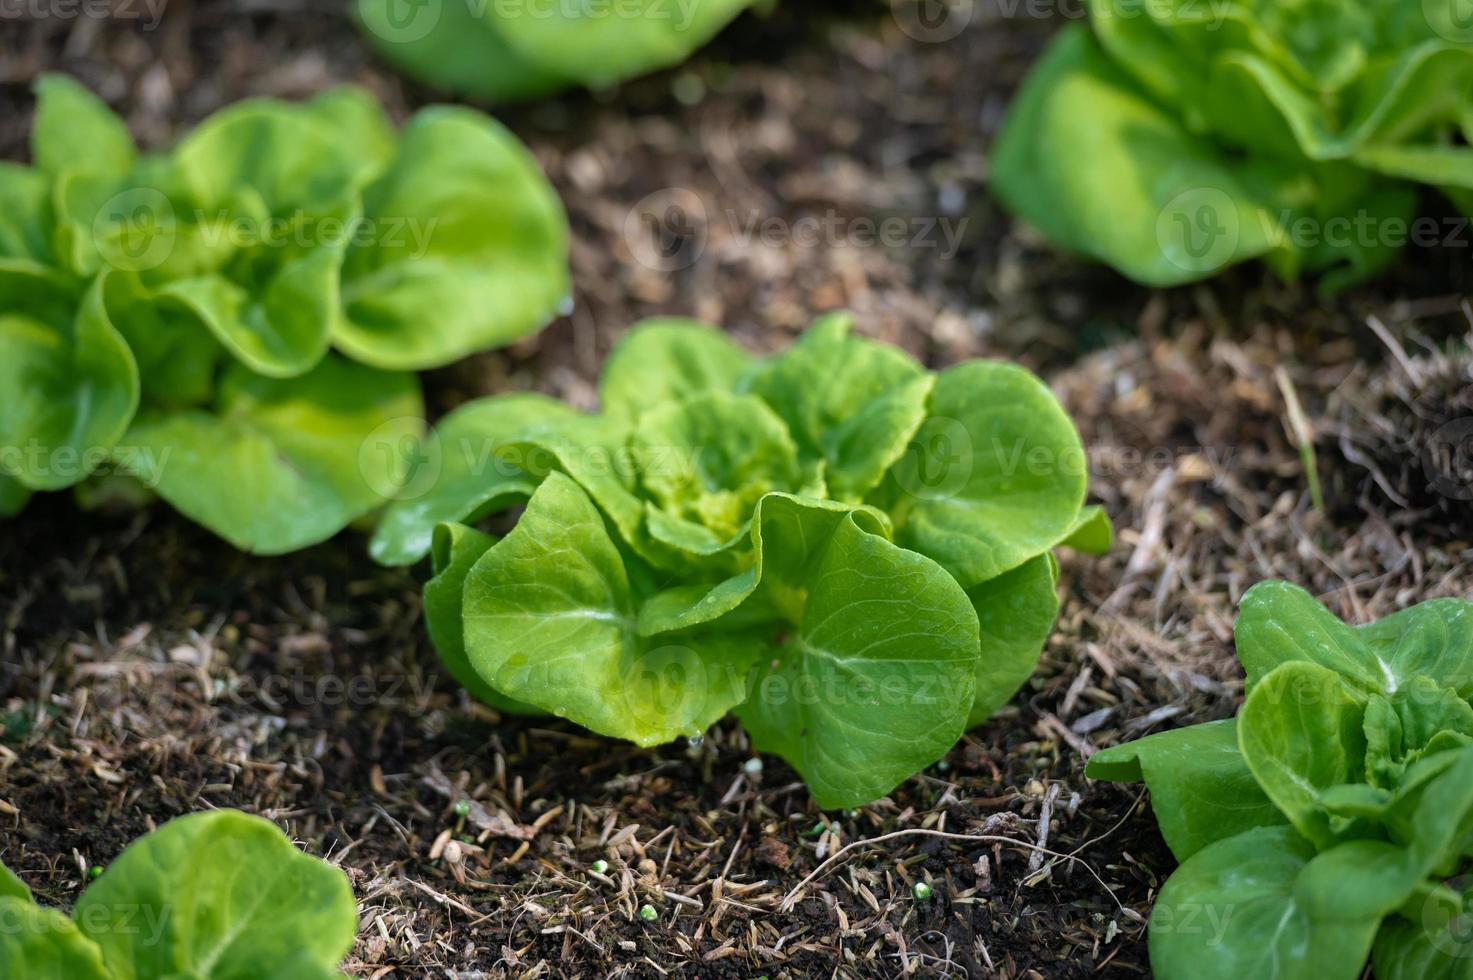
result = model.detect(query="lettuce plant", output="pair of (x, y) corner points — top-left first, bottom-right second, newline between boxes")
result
(1089, 581), (1473, 980)
(992, 5), (1473, 290)
(373, 314), (1109, 807)
(355, 0), (763, 102)
(0, 75), (569, 553)
(0, 809), (357, 979)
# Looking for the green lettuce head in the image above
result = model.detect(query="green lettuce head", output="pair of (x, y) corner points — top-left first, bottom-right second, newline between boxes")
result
(0, 75), (569, 554)
(992, 2), (1473, 291)
(1089, 581), (1473, 980)
(374, 313), (1111, 807)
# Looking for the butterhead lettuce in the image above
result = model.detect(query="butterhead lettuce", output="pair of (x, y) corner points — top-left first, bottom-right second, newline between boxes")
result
(375, 314), (1110, 807)
(1089, 582), (1473, 980)
(992, 3), (1473, 290)
(0, 75), (569, 554)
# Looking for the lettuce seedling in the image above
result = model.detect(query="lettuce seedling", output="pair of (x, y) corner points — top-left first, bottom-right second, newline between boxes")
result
(374, 314), (1109, 807)
(0, 809), (357, 979)
(0, 75), (569, 553)
(1089, 581), (1473, 980)
(355, 0), (762, 102)
(992, 5), (1473, 290)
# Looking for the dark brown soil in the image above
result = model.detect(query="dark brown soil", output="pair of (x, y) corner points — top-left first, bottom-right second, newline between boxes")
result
(2, 2), (1471, 977)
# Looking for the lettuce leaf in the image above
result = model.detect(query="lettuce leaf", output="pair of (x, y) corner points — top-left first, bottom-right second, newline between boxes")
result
(354, 0), (759, 102)
(0, 809), (356, 980)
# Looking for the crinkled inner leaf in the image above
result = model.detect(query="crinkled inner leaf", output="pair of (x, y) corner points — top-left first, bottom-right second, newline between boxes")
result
(636, 492), (891, 639)
(600, 318), (755, 421)
(157, 232), (345, 379)
(743, 313), (933, 502)
(102, 271), (221, 408)
(463, 472), (766, 746)
(633, 391), (802, 553)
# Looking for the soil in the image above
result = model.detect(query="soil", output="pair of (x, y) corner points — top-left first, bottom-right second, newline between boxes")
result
(2, 2), (1471, 978)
